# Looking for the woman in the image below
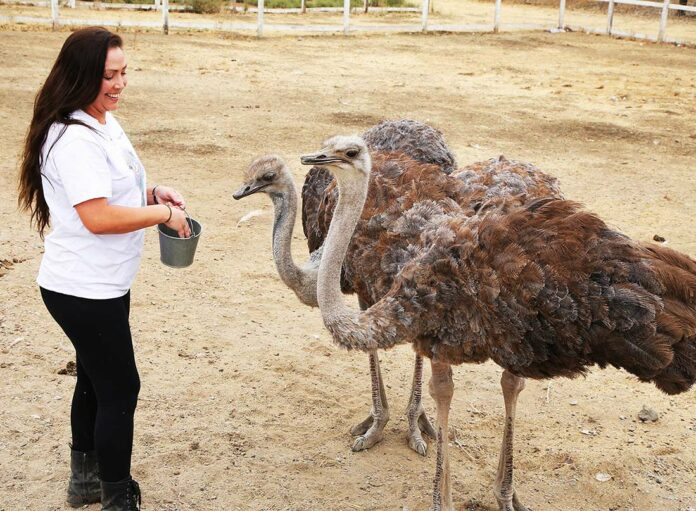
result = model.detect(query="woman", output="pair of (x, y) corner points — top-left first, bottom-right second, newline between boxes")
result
(18, 27), (190, 511)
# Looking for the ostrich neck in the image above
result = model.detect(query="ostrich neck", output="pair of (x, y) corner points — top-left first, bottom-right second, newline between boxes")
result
(270, 189), (316, 306)
(318, 170), (408, 351)
(317, 174), (367, 314)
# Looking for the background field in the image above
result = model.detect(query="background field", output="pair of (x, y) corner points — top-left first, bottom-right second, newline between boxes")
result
(0, 6), (695, 510)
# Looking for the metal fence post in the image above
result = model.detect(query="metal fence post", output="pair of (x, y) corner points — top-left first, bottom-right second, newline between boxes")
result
(494, 0), (502, 33)
(343, 0), (350, 35)
(558, 0), (566, 29)
(162, 0), (169, 34)
(421, 0), (429, 31)
(658, 0), (670, 42)
(606, 0), (615, 34)
(258, 0), (264, 37)
(50, 0), (59, 30)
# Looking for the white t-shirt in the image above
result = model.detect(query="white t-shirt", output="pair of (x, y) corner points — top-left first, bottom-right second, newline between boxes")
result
(37, 110), (147, 299)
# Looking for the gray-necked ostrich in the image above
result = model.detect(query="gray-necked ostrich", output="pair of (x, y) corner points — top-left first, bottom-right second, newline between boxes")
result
(234, 120), (458, 454)
(300, 135), (696, 511)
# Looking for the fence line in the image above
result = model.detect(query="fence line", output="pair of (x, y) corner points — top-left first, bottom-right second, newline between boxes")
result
(1, 0), (694, 45)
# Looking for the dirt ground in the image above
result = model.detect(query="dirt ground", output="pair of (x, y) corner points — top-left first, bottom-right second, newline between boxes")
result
(1, 7), (695, 511)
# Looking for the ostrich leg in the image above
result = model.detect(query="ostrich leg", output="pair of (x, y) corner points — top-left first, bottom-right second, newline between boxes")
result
(351, 349), (390, 451)
(405, 354), (437, 455)
(493, 370), (528, 511)
(429, 360), (454, 511)
(351, 298), (390, 451)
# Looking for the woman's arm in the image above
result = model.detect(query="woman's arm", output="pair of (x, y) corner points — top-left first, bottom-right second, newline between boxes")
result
(75, 198), (190, 237)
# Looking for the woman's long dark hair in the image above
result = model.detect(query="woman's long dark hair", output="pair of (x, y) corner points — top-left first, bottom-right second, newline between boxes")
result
(18, 27), (123, 238)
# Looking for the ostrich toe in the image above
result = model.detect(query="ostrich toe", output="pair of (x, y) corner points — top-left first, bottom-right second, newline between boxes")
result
(496, 492), (529, 511)
(350, 410), (389, 451)
(407, 405), (436, 456)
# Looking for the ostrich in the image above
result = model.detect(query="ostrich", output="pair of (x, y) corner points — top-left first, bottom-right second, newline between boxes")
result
(234, 120), (457, 454)
(300, 135), (696, 511)
(234, 122), (562, 454)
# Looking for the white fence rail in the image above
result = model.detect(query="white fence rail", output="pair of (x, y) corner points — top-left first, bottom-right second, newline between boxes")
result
(0, 0), (694, 45)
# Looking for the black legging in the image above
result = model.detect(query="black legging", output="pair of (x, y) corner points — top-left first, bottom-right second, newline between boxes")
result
(41, 287), (140, 483)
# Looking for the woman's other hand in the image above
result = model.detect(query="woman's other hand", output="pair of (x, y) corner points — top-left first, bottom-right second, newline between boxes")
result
(154, 185), (186, 209)
(165, 205), (191, 238)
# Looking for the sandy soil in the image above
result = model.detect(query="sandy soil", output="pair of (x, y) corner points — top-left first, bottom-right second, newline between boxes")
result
(0, 10), (695, 511)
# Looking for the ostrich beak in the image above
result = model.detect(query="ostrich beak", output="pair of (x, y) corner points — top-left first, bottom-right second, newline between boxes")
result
(300, 152), (343, 166)
(233, 181), (271, 200)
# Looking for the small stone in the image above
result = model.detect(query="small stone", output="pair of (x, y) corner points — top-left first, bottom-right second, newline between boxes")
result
(569, 400), (578, 406)
(638, 405), (659, 422)
(190, 441), (200, 450)
(653, 234), (666, 242)
(595, 472), (612, 482)
(57, 360), (77, 376)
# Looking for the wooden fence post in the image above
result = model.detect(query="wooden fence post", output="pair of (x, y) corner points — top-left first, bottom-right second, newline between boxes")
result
(421, 0), (429, 31)
(162, 0), (169, 34)
(364, 0), (368, 14)
(258, 0), (264, 37)
(301, 0), (306, 14)
(494, 0), (501, 33)
(558, 0), (566, 29)
(343, 0), (350, 35)
(606, 0), (615, 34)
(658, 0), (670, 42)
(154, 0), (160, 9)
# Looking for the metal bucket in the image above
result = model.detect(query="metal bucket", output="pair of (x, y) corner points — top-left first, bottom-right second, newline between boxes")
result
(157, 214), (202, 268)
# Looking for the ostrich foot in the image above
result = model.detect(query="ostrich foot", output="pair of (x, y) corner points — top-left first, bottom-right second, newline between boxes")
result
(350, 410), (389, 451)
(496, 492), (529, 511)
(407, 405), (437, 456)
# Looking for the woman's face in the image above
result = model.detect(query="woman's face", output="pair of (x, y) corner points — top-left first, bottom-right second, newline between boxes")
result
(85, 46), (128, 123)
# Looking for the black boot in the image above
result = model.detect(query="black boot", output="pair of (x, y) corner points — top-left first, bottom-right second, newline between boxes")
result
(67, 448), (101, 507)
(101, 477), (141, 511)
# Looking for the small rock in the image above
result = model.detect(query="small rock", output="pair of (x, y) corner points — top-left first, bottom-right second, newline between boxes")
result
(190, 441), (200, 451)
(653, 234), (666, 242)
(57, 360), (77, 376)
(569, 400), (578, 406)
(595, 472), (612, 482)
(638, 405), (659, 423)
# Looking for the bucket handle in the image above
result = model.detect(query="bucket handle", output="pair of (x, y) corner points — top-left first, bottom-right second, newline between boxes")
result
(182, 207), (194, 239)
(168, 205), (195, 239)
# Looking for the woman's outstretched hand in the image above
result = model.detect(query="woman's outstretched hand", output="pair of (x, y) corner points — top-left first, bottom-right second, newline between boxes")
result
(154, 185), (186, 210)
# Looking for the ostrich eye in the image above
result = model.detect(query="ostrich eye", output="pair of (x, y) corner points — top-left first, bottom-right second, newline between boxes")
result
(262, 172), (276, 181)
(345, 149), (359, 158)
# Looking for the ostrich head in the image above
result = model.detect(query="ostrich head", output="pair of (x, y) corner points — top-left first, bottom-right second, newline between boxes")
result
(233, 155), (294, 200)
(300, 135), (371, 181)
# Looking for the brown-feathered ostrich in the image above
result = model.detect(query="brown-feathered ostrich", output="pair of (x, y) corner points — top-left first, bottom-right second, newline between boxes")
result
(234, 120), (458, 454)
(300, 135), (696, 511)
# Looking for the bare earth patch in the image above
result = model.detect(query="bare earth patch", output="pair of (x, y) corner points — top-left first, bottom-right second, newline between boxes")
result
(0, 13), (695, 511)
